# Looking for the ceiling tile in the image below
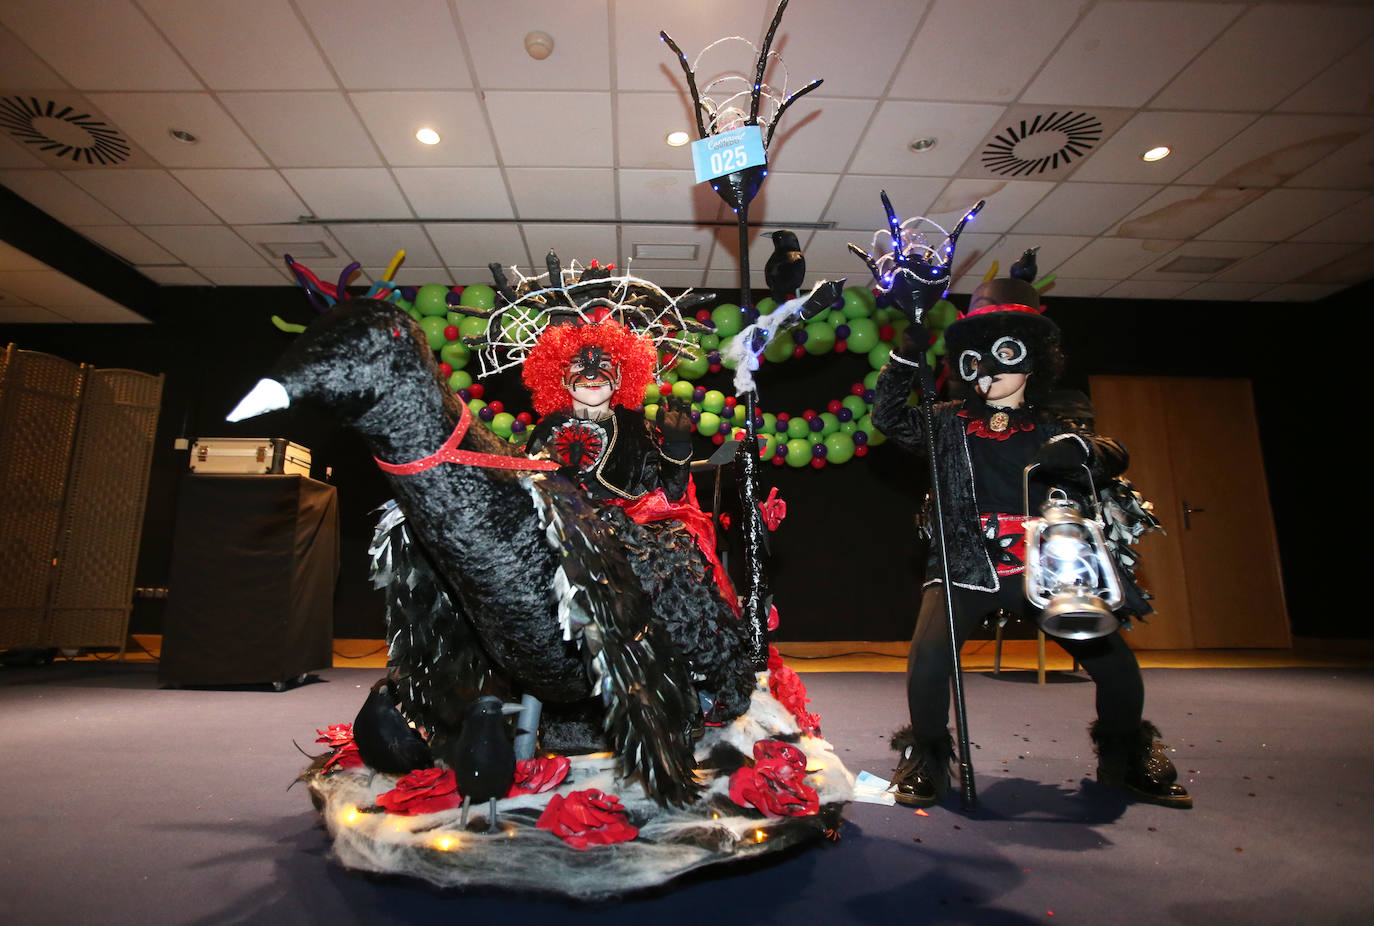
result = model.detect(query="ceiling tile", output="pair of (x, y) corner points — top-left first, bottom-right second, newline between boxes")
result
(219, 92), (381, 168)
(954, 233), (1094, 290)
(484, 91), (614, 168)
(1022, 2), (1241, 108)
(199, 266), (292, 286)
(764, 98), (874, 173)
(1101, 279), (1196, 300)
(1296, 242), (1374, 286)
(173, 169), (309, 224)
(620, 226), (720, 270)
(457, 0), (610, 91)
(617, 169), (722, 223)
(1013, 183), (1161, 236)
(138, 266), (210, 285)
(1253, 282), (1345, 302)
(350, 91), (497, 167)
(955, 105), (1136, 182)
(86, 92), (267, 168)
(0, 23), (65, 88)
(703, 268), (758, 291)
(616, 93), (704, 170)
(1068, 111), (1256, 184)
(73, 225), (178, 266)
(1114, 186), (1265, 239)
(706, 225), (779, 275)
(748, 171), (838, 227)
(0, 0), (201, 91)
(940, 232), (1005, 291)
(509, 167), (617, 220)
(849, 101), (1007, 176)
(779, 228), (871, 276)
(140, 225), (267, 267)
(1286, 128), (1374, 191)
(762, 0), (922, 98)
(615, 0), (769, 94)
(519, 223), (618, 271)
(392, 168), (514, 220)
(1178, 114), (1374, 187)
(0, 267), (118, 305)
(0, 240), (47, 271)
(932, 179), (1054, 233)
(385, 265), (453, 286)
(0, 135), (44, 168)
(0, 302), (68, 323)
(53, 303), (149, 322)
(1198, 188), (1352, 243)
(0, 169), (124, 224)
(324, 223), (439, 267)
(1215, 241), (1358, 284)
(138, 0), (335, 90)
(231, 223), (346, 268)
(1054, 237), (1184, 280)
(1279, 35), (1374, 114)
(0, 92), (159, 169)
(1153, 5), (1374, 112)
(1178, 280), (1271, 301)
(1292, 194), (1374, 244)
(68, 168), (220, 224)
(889, 0), (1079, 103)
(283, 168), (413, 220)
(1132, 240), (1268, 282)
(1035, 278), (1115, 299)
(824, 176), (950, 231)
(296, 0), (471, 91)
(425, 223), (528, 270)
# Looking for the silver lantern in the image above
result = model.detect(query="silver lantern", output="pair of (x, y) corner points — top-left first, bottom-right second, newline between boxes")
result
(1022, 472), (1124, 640)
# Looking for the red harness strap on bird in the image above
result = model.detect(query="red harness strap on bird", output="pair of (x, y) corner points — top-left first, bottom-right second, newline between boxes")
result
(374, 401), (562, 475)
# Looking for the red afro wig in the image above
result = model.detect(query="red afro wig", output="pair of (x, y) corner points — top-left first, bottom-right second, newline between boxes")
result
(522, 320), (657, 416)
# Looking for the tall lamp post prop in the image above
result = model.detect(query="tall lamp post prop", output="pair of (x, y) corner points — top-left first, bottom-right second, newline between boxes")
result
(849, 193), (985, 810)
(662, 0), (824, 669)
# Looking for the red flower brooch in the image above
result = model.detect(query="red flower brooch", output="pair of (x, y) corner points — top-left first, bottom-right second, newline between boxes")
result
(728, 739), (819, 818)
(551, 420), (606, 470)
(536, 789), (639, 849)
(376, 767), (463, 815)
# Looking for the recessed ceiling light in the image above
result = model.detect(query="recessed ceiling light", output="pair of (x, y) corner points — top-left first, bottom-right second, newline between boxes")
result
(665, 130), (690, 147)
(168, 128), (198, 144)
(524, 30), (554, 60)
(1142, 145), (1171, 162)
(908, 137), (937, 153)
(416, 127), (441, 145)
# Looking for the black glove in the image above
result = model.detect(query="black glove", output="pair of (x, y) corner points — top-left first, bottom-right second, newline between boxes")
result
(1033, 435), (1089, 475)
(898, 323), (930, 362)
(654, 396), (694, 447)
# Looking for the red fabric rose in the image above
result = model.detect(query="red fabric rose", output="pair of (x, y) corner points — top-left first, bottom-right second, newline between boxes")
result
(315, 723), (365, 771)
(506, 755), (571, 797)
(728, 743), (820, 818)
(767, 645), (822, 736)
(536, 789), (639, 850)
(315, 723), (354, 749)
(376, 767), (463, 815)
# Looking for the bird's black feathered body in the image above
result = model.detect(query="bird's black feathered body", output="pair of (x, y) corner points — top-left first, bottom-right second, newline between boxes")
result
(764, 230), (805, 304)
(353, 678), (434, 775)
(438, 696), (516, 806)
(251, 299), (754, 805)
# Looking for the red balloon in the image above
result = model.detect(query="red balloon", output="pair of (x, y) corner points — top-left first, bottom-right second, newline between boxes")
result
(834, 340), (847, 352)
(826, 399), (842, 414)
(792, 345), (806, 359)
(469, 383), (485, 399)
(488, 400), (504, 414)
(854, 445), (869, 457)
(810, 457), (826, 469)
(444, 325), (460, 341)
(659, 382), (673, 396)
(438, 362), (453, 377)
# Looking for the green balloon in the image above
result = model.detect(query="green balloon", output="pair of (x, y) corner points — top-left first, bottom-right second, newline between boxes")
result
(731, 404), (746, 423)
(808, 430), (825, 444)
(785, 438), (812, 468)
(406, 306), (422, 322)
(763, 333), (793, 363)
(926, 299), (959, 331)
(845, 317), (880, 353)
(674, 347), (710, 381)
(842, 286), (874, 318)
(786, 417), (811, 439)
(417, 315), (448, 349)
(827, 309), (848, 328)
(718, 334), (739, 369)
(929, 331), (946, 356)
(459, 284), (496, 311)
(644, 384), (661, 405)
(858, 415), (886, 446)
(840, 419), (860, 435)
(711, 304), (744, 337)
(700, 333), (720, 351)
(824, 432), (855, 464)
(671, 379), (694, 401)
(863, 370), (880, 390)
(662, 369), (679, 383)
(439, 340), (470, 368)
(762, 412), (778, 434)
(458, 315), (489, 339)
(867, 342), (893, 370)
(755, 296), (778, 317)
(842, 394), (868, 419)
(891, 316), (910, 340)
(490, 412), (514, 438)
(760, 433), (778, 460)
(643, 402), (659, 420)
(448, 369), (472, 392)
(415, 283), (450, 316)
(501, 305), (546, 342)
(702, 390), (726, 414)
(697, 411), (722, 436)
(803, 321), (836, 355)
(468, 398), (487, 416)
(819, 412), (840, 436)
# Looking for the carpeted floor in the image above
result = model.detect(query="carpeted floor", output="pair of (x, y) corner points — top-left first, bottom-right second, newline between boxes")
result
(1, 662), (1370, 925)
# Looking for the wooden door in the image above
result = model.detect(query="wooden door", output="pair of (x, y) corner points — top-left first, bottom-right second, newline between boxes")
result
(1089, 376), (1291, 649)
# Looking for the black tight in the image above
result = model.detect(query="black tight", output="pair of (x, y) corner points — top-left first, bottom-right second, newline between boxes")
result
(906, 580), (1145, 739)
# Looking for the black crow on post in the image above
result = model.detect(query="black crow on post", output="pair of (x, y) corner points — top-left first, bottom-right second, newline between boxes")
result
(764, 230), (805, 304)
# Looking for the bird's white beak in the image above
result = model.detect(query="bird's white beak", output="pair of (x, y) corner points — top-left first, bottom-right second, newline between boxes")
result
(227, 378), (290, 422)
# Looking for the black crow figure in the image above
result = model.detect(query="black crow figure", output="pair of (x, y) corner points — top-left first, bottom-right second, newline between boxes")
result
(435, 695), (516, 833)
(352, 678), (434, 775)
(1008, 247), (1039, 283)
(764, 230), (805, 304)
(228, 299), (756, 806)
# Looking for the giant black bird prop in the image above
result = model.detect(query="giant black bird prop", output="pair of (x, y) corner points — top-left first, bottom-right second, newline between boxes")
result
(229, 299), (755, 806)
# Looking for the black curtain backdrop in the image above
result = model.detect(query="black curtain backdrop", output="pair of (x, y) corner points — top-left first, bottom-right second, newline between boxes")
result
(1, 180), (1361, 643)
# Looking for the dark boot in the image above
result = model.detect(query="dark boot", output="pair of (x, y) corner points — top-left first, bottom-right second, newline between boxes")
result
(1090, 720), (1193, 809)
(890, 726), (954, 807)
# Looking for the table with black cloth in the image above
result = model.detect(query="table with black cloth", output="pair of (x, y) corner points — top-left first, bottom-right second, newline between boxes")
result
(159, 475), (338, 688)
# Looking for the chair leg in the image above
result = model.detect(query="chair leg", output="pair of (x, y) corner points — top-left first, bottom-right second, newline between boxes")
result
(1036, 630), (1046, 685)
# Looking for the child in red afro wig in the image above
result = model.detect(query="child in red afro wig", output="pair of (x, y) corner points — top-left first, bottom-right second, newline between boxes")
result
(521, 320), (657, 417)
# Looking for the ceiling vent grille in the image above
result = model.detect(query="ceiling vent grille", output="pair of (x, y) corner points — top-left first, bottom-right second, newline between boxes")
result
(981, 111), (1102, 177)
(0, 96), (131, 165)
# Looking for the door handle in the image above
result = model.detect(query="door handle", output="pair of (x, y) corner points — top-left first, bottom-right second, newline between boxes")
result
(1182, 500), (1205, 530)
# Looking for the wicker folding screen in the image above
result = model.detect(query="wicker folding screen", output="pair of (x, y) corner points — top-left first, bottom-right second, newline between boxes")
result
(0, 345), (162, 652)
